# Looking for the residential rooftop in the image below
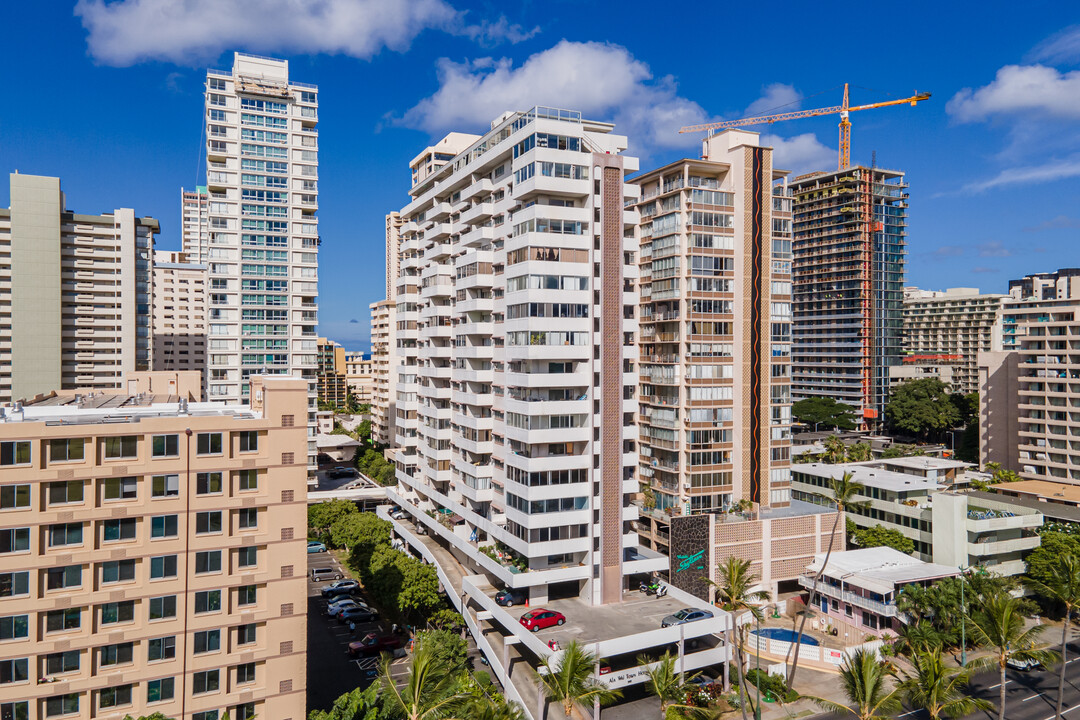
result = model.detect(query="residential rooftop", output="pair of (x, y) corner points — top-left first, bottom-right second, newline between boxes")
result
(793, 462), (945, 493)
(880, 456), (971, 472)
(806, 547), (959, 594)
(991, 480), (1080, 505)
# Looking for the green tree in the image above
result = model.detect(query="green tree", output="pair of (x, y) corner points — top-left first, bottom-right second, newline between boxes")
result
(538, 641), (621, 718)
(852, 524), (915, 555)
(967, 591), (1058, 720)
(427, 609), (465, 631)
(885, 378), (961, 441)
(459, 696), (525, 720)
(399, 559), (442, 621)
(379, 641), (469, 720)
(637, 651), (701, 720)
(332, 511), (392, 553)
(1026, 553), (1080, 720)
(708, 557), (771, 720)
(792, 397), (857, 430)
(848, 442), (872, 462)
(881, 444), (926, 458)
(308, 499), (358, 542)
(821, 435), (849, 464)
(951, 391), (979, 425)
(788, 471), (867, 687)
(1028, 532), (1080, 589)
(307, 686), (380, 720)
(803, 649), (901, 720)
(897, 647), (992, 720)
(415, 628), (467, 669)
(377, 462), (397, 487)
(123, 714), (174, 720)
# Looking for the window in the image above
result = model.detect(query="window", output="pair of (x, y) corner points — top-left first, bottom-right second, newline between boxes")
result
(197, 432), (223, 455)
(194, 629), (221, 654)
(100, 643), (134, 667)
(195, 590), (222, 614)
(237, 585), (257, 606)
(237, 546), (257, 568)
(237, 623), (257, 645)
(0, 442), (30, 466)
(150, 555), (178, 579)
(48, 481), (84, 505)
(148, 636), (176, 661)
(2, 702), (28, 720)
(104, 436), (137, 459)
(0, 615), (28, 640)
(194, 712), (219, 720)
(208, 77), (226, 91)
(235, 662), (256, 684)
(193, 669), (220, 694)
(99, 685), (133, 708)
(147, 677), (175, 703)
(195, 551), (222, 574)
(148, 596), (176, 621)
(0, 572), (28, 598)
(152, 435), (179, 457)
(197, 511), (223, 534)
(238, 431), (259, 452)
(238, 508), (258, 529)
(237, 469), (259, 491)
(44, 694), (79, 718)
(236, 702), (257, 720)
(103, 477), (137, 500)
(48, 523), (83, 547)
(101, 560), (136, 584)
(152, 474), (179, 498)
(151, 515), (178, 538)
(197, 472), (223, 495)
(100, 601), (135, 624)
(46, 565), (82, 591)
(102, 518), (137, 542)
(44, 651), (79, 675)
(0, 528), (29, 554)
(0, 659), (28, 685)
(0, 486), (29, 510)
(44, 609), (80, 633)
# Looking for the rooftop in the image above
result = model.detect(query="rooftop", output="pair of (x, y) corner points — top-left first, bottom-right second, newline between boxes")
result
(6, 393), (260, 425)
(991, 480), (1080, 505)
(760, 498), (837, 519)
(880, 456), (972, 472)
(793, 462), (945, 493)
(969, 488), (1080, 523)
(807, 547), (959, 594)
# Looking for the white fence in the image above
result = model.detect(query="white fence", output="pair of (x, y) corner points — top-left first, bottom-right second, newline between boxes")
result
(748, 631), (883, 667)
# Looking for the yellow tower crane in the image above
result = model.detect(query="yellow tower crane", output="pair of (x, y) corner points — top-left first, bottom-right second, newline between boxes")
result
(679, 83), (931, 170)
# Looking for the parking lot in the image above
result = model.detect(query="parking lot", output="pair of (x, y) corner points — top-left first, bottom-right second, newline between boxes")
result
(305, 548), (410, 712)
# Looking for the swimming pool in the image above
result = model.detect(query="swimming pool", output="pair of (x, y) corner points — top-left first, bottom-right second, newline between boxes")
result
(752, 627), (819, 646)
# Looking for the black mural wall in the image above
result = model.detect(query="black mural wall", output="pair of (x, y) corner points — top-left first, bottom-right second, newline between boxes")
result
(668, 514), (711, 600)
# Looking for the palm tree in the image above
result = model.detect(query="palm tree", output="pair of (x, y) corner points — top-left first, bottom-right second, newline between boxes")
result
(379, 643), (469, 720)
(966, 591), (1059, 720)
(848, 442), (872, 463)
(898, 647), (992, 720)
(537, 640), (621, 718)
(787, 471), (868, 687)
(462, 696), (526, 720)
(893, 620), (942, 660)
(802, 649), (901, 720)
(637, 651), (702, 720)
(1026, 552), (1080, 720)
(822, 435), (848, 464)
(708, 556), (771, 720)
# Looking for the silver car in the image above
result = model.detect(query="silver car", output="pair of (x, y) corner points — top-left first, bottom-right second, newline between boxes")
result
(661, 608), (714, 628)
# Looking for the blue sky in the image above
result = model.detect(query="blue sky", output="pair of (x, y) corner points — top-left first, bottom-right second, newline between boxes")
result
(2, 1), (1079, 350)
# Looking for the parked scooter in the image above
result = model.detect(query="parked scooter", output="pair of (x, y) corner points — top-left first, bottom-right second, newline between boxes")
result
(640, 580), (668, 597)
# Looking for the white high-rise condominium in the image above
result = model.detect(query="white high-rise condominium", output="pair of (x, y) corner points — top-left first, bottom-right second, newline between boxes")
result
(389, 107), (666, 606)
(181, 185), (210, 262)
(203, 53), (320, 472)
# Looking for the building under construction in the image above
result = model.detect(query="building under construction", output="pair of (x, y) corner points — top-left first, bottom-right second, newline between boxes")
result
(789, 166), (908, 429)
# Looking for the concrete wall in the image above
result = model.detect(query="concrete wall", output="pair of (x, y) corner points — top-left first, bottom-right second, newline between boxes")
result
(931, 492), (968, 567)
(979, 351), (1020, 471)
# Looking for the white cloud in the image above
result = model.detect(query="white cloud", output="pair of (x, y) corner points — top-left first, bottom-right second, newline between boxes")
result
(761, 133), (835, 174)
(960, 155), (1080, 193)
(399, 40), (710, 155)
(977, 241), (1012, 258)
(74, 0), (530, 67)
(744, 83), (802, 117)
(1029, 25), (1080, 65)
(947, 64), (1080, 122)
(1025, 215), (1080, 232)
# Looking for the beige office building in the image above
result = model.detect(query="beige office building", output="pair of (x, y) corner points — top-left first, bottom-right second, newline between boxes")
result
(343, 351), (373, 405)
(0, 374), (308, 720)
(0, 173), (156, 404)
(152, 251), (208, 380)
(897, 287), (1005, 395)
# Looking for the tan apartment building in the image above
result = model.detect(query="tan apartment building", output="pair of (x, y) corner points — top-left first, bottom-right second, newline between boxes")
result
(315, 338), (347, 408)
(631, 130), (838, 598)
(896, 287), (1005, 395)
(0, 374), (308, 720)
(343, 352), (373, 405)
(0, 173), (156, 404)
(368, 301), (396, 447)
(152, 251), (208, 381)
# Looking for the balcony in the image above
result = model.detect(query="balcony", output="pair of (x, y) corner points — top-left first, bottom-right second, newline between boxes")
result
(798, 576), (896, 617)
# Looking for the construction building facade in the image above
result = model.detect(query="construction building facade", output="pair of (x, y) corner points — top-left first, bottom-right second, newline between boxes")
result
(790, 167), (907, 428)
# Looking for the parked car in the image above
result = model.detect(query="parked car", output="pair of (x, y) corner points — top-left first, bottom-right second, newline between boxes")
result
(661, 608), (714, 628)
(348, 632), (404, 657)
(1007, 657), (1042, 671)
(339, 606), (379, 624)
(310, 567), (343, 582)
(519, 608), (566, 632)
(327, 596), (368, 614)
(389, 507), (407, 520)
(326, 600), (360, 619)
(494, 589), (528, 607)
(328, 467), (355, 479)
(321, 580), (360, 598)
(307, 541), (327, 553)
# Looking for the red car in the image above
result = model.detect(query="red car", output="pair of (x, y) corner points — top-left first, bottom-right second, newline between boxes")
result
(519, 608), (566, 632)
(348, 632), (404, 657)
